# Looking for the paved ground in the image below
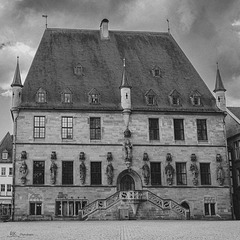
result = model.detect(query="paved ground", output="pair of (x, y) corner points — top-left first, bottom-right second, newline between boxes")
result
(0, 220), (240, 240)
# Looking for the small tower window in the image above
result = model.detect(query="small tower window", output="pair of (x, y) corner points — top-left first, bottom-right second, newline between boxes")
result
(151, 66), (162, 77)
(88, 88), (100, 105)
(36, 88), (46, 103)
(74, 63), (83, 76)
(145, 89), (157, 106)
(2, 150), (8, 160)
(61, 88), (73, 104)
(169, 89), (181, 106)
(190, 90), (202, 106)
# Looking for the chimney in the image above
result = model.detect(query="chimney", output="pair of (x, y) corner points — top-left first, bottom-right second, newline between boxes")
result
(100, 19), (109, 40)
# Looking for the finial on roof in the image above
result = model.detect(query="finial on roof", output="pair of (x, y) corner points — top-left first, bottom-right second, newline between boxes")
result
(42, 15), (48, 29)
(11, 56), (23, 88)
(167, 19), (170, 34)
(213, 62), (226, 93)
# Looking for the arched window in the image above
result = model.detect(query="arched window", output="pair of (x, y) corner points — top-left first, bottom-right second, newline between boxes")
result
(36, 88), (46, 103)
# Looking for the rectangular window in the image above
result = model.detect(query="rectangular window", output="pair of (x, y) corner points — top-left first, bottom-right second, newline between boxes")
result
(1, 184), (5, 192)
(62, 117), (73, 139)
(234, 141), (240, 160)
(62, 161), (73, 185)
(64, 93), (71, 103)
(149, 118), (159, 140)
(33, 161), (45, 185)
(91, 162), (102, 185)
(9, 167), (13, 176)
(90, 117), (101, 140)
(34, 116), (45, 139)
(30, 202), (42, 215)
(197, 119), (208, 141)
(2, 152), (8, 160)
(174, 119), (184, 140)
(7, 184), (11, 192)
(176, 162), (187, 185)
(237, 169), (240, 186)
(204, 197), (216, 216)
(1, 167), (6, 176)
(200, 163), (211, 185)
(38, 92), (46, 103)
(150, 162), (161, 185)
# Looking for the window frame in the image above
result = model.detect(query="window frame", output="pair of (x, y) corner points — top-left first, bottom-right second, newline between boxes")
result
(90, 117), (101, 140)
(234, 140), (240, 160)
(176, 162), (187, 185)
(150, 162), (161, 185)
(34, 116), (46, 139)
(0, 184), (5, 192)
(174, 119), (185, 141)
(33, 161), (45, 185)
(2, 151), (8, 160)
(62, 161), (73, 185)
(149, 118), (160, 141)
(1, 167), (6, 176)
(61, 117), (73, 139)
(29, 202), (42, 215)
(90, 162), (102, 185)
(197, 119), (208, 141)
(7, 184), (11, 192)
(200, 163), (211, 185)
(9, 167), (13, 176)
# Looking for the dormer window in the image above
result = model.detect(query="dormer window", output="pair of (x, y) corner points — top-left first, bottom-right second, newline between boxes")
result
(190, 90), (202, 106)
(169, 90), (181, 106)
(61, 88), (72, 104)
(36, 88), (46, 103)
(88, 88), (100, 104)
(145, 89), (157, 106)
(151, 66), (161, 77)
(74, 63), (83, 76)
(2, 150), (8, 160)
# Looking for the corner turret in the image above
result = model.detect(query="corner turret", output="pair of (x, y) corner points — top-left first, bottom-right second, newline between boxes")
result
(213, 63), (226, 111)
(11, 56), (23, 121)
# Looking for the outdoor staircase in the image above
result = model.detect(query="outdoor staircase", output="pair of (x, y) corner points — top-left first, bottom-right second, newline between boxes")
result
(80, 190), (189, 220)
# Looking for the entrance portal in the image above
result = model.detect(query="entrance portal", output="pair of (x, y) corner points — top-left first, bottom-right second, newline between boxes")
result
(120, 175), (135, 191)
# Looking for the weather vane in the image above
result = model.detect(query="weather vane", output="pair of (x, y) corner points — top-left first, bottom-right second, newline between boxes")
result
(167, 19), (170, 34)
(42, 15), (48, 29)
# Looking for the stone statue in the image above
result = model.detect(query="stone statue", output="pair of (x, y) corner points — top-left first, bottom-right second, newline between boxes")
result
(106, 162), (114, 185)
(124, 139), (132, 161)
(217, 166), (225, 186)
(142, 163), (150, 185)
(80, 161), (86, 184)
(190, 163), (199, 185)
(165, 163), (174, 185)
(19, 161), (28, 184)
(50, 160), (58, 184)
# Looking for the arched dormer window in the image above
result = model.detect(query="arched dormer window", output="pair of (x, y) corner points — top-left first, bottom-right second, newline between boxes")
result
(2, 149), (8, 160)
(88, 88), (100, 104)
(169, 89), (181, 106)
(74, 63), (83, 76)
(151, 66), (162, 77)
(61, 88), (73, 104)
(36, 88), (46, 103)
(190, 90), (202, 106)
(145, 89), (157, 106)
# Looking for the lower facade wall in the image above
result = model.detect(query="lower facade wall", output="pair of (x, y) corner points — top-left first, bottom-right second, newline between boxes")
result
(13, 186), (232, 221)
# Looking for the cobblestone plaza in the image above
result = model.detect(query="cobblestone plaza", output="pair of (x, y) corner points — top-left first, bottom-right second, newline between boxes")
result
(1, 220), (240, 240)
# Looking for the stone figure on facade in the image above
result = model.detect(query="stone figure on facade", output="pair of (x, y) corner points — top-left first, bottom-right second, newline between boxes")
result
(165, 163), (174, 185)
(217, 165), (225, 186)
(124, 127), (131, 138)
(124, 139), (132, 161)
(21, 151), (27, 160)
(142, 162), (150, 185)
(190, 163), (199, 185)
(80, 161), (86, 184)
(50, 160), (57, 184)
(106, 162), (114, 185)
(19, 161), (28, 184)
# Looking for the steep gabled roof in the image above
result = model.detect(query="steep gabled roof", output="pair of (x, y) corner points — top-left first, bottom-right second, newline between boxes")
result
(0, 132), (13, 162)
(21, 28), (219, 112)
(227, 107), (240, 123)
(214, 67), (226, 93)
(11, 57), (23, 87)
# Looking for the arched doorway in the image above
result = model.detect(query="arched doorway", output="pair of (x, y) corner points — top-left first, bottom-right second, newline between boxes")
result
(117, 169), (142, 191)
(181, 201), (190, 220)
(120, 175), (135, 191)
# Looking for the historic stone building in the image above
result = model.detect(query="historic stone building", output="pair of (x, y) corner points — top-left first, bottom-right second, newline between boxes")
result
(11, 19), (232, 221)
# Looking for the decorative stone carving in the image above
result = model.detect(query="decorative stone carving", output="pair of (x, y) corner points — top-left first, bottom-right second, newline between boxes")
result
(79, 152), (85, 161)
(124, 127), (131, 138)
(50, 160), (57, 184)
(123, 139), (132, 169)
(51, 151), (57, 160)
(80, 161), (86, 184)
(142, 162), (150, 185)
(19, 161), (28, 184)
(21, 151), (27, 160)
(216, 154), (222, 162)
(165, 163), (174, 185)
(107, 152), (113, 161)
(143, 152), (149, 161)
(190, 163), (199, 185)
(106, 162), (114, 185)
(166, 153), (172, 162)
(216, 154), (224, 185)
(191, 153), (197, 162)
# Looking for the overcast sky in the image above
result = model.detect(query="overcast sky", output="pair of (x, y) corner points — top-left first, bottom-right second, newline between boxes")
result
(0, 0), (240, 140)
